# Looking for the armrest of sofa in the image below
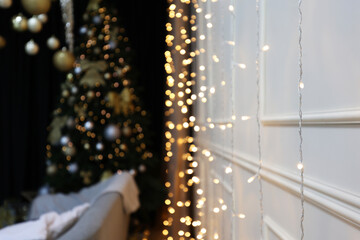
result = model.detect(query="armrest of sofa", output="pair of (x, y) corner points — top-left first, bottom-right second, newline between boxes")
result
(57, 192), (129, 240)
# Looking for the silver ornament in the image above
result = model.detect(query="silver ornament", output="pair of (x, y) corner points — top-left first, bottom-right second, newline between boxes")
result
(104, 124), (121, 141)
(79, 26), (87, 34)
(67, 163), (78, 173)
(37, 13), (48, 23)
(96, 142), (104, 151)
(71, 86), (78, 94)
(28, 16), (42, 33)
(74, 66), (82, 74)
(138, 164), (146, 173)
(84, 121), (94, 130)
(25, 39), (39, 55)
(47, 35), (60, 50)
(60, 135), (70, 145)
(66, 117), (75, 128)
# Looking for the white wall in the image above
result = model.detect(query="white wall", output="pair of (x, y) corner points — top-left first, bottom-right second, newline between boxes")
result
(194, 0), (360, 239)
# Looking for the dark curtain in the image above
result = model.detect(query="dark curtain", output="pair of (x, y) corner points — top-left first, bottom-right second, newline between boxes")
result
(0, 0), (166, 201)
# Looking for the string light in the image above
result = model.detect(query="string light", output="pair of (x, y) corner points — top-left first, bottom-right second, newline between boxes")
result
(255, 0), (265, 237)
(297, 0), (305, 239)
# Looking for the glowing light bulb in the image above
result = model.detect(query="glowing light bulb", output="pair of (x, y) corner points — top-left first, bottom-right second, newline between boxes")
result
(227, 41), (235, 46)
(241, 115), (251, 121)
(212, 55), (219, 62)
(210, 87), (215, 94)
(238, 63), (247, 69)
(262, 45), (270, 51)
(228, 5), (234, 12)
(199, 65), (205, 71)
(297, 162), (304, 170)
(221, 205), (227, 211)
(213, 207), (220, 213)
(225, 167), (232, 174)
(199, 35), (206, 40)
(247, 175), (257, 183)
(213, 178), (219, 184)
(207, 23), (213, 28)
(205, 13), (212, 19)
(299, 81), (304, 89)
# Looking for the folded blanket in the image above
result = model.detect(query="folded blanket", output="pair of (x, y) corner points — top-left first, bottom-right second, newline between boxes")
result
(29, 171), (139, 220)
(0, 203), (89, 240)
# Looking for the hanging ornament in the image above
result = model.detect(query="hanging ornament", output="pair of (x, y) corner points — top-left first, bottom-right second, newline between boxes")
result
(0, 36), (6, 49)
(60, 135), (70, 146)
(122, 126), (132, 137)
(96, 142), (104, 151)
(12, 14), (28, 32)
(74, 66), (82, 75)
(84, 142), (90, 150)
(104, 124), (121, 141)
(62, 145), (76, 156)
(79, 26), (87, 34)
(87, 90), (95, 99)
(67, 163), (78, 173)
(71, 86), (78, 94)
(66, 117), (75, 128)
(53, 48), (75, 72)
(92, 15), (101, 25)
(27, 16), (42, 33)
(25, 39), (39, 55)
(46, 164), (57, 175)
(36, 13), (47, 23)
(138, 164), (146, 173)
(0, 0), (12, 8)
(21, 0), (51, 15)
(84, 121), (94, 130)
(47, 35), (60, 50)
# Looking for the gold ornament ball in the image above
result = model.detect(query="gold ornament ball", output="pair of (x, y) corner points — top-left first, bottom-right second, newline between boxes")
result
(12, 14), (28, 32)
(0, 36), (6, 49)
(0, 0), (12, 8)
(53, 49), (75, 72)
(21, 0), (51, 15)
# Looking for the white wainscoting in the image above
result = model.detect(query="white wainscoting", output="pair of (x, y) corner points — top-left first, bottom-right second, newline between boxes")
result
(263, 216), (296, 240)
(197, 140), (360, 228)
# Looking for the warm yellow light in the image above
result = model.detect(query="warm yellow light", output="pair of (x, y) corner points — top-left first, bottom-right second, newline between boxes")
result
(297, 162), (304, 170)
(299, 81), (304, 89)
(262, 44), (270, 51)
(225, 167), (232, 174)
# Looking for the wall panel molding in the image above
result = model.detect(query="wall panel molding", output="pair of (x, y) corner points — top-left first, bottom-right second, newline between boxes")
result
(197, 139), (360, 228)
(262, 108), (360, 125)
(263, 216), (296, 240)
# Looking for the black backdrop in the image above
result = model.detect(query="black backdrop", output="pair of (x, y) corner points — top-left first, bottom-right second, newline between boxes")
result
(0, 0), (166, 201)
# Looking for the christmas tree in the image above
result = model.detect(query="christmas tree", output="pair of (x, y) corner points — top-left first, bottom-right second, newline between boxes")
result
(45, 0), (164, 231)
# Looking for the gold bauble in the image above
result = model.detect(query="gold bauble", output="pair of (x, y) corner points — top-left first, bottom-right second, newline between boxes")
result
(0, 36), (6, 49)
(53, 49), (75, 72)
(12, 14), (28, 32)
(21, 0), (51, 15)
